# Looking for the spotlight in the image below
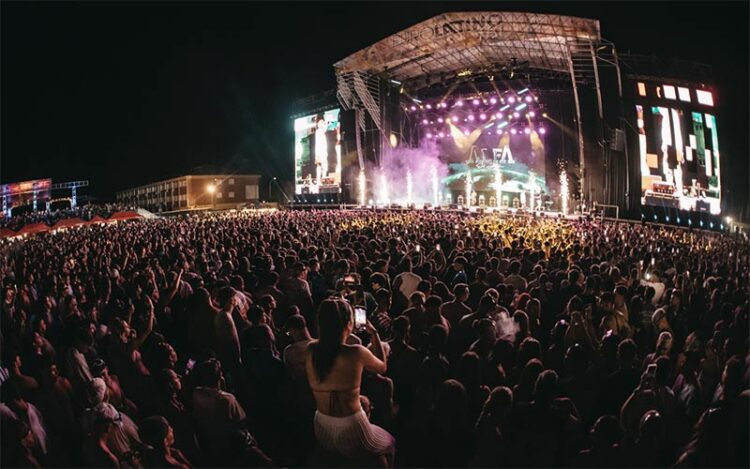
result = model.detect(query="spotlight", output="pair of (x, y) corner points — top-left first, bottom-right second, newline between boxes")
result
(472, 99), (480, 105)
(464, 129), (470, 135)
(438, 132), (445, 138)
(508, 96), (516, 103)
(542, 112), (548, 118)
(480, 113), (487, 120)
(529, 111), (536, 117)
(495, 113), (503, 119)
(456, 100), (463, 107)
(438, 117), (444, 123)
(538, 127), (546, 134)
(452, 116), (459, 122)
(513, 112), (520, 118)
(677, 217), (681, 223)
(207, 184), (216, 193)
(422, 119), (429, 124)
(426, 133), (433, 138)
(524, 128), (531, 135)
(490, 97), (497, 104)
(525, 96), (533, 103)
(725, 216), (733, 224)
(426, 104), (432, 109)
(468, 115), (475, 121)
(410, 105), (417, 111)
(511, 128), (518, 135)
(709, 222), (714, 228)
(666, 216), (670, 222)
(699, 220), (704, 227)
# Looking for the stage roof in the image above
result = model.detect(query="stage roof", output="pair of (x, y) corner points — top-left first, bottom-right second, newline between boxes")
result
(334, 12), (601, 83)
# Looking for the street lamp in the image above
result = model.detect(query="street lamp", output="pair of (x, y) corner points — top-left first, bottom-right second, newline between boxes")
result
(268, 177), (277, 202)
(207, 182), (216, 210)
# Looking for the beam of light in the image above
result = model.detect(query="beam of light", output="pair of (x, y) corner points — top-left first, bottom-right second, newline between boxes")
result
(518, 88), (529, 95)
(465, 171), (473, 208)
(406, 169), (413, 206)
(432, 166), (439, 206)
(379, 171), (389, 206)
(495, 165), (502, 208)
(560, 168), (569, 215)
(358, 170), (366, 206)
(528, 171), (537, 211)
(514, 103), (527, 111)
(500, 105), (510, 111)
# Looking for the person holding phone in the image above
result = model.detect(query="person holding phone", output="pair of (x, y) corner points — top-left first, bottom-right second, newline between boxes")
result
(305, 299), (395, 466)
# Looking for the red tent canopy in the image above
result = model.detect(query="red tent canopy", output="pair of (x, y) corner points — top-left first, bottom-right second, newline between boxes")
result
(52, 217), (86, 230)
(0, 227), (19, 239)
(108, 211), (143, 221)
(88, 215), (110, 224)
(17, 223), (51, 235)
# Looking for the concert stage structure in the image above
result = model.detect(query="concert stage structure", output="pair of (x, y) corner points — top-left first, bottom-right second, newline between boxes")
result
(292, 12), (726, 229)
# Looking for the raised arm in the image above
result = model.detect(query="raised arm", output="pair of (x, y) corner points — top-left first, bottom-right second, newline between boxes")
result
(359, 321), (387, 375)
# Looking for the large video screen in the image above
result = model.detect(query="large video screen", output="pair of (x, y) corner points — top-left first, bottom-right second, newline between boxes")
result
(294, 109), (342, 194)
(636, 82), (720, 214)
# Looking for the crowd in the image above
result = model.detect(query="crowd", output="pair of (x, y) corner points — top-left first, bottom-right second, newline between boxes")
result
(0, 208), (748, 468)
(0, 204), (136, 231)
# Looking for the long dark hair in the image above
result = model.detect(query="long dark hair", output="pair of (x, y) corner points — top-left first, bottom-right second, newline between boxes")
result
(310, 299), (351, 382)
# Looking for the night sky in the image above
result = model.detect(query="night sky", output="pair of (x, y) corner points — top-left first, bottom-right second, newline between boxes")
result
(2, 1), (748, 217)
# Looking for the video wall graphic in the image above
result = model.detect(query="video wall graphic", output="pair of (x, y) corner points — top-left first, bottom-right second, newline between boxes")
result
(294, 109), (342, 195)
(636, 82), (721, 214)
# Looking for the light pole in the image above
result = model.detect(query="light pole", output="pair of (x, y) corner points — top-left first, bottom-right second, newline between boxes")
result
(268, 177), (277, 202)
(207, 181), (216, 210)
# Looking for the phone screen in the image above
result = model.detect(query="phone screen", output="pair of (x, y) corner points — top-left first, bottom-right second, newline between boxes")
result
(354, 307), (367, 329)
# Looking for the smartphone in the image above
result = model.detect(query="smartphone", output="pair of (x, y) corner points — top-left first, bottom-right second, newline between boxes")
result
(415, 245), (421, 253)
(646, 363), (657, 378)
(354, 306), (367, 329)
(186, 359), (196, 372)
(436, 244), (441, 251)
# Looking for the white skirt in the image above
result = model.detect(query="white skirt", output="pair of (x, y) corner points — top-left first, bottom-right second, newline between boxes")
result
(314, 409), (395, 460)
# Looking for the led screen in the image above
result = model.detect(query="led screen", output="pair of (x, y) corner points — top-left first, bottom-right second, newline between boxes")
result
(294, 109), (341, 194)
(637, 84), (720, 214)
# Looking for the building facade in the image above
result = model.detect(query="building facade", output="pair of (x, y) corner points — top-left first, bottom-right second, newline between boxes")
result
(116, 174), (261, 212)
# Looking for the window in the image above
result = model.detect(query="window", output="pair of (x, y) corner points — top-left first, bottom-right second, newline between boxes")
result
(678, 87), (691, 102)
(229, 178), (235, 185)
(216, 192), (223, 199)
(696, 90), (714, 106)
(637, 82), (647, 96)
(228, 191), (235, 198)
(245, 185), (258, 200)
(663, 85), (676, 100)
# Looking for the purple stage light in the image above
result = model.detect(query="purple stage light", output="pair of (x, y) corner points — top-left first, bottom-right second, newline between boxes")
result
(480, 113), (487, 120)
(426, 104), (432, 109)
(539, 127), (546, 134)
(410, 105), (417, 111)
(464, 129), (470, 135)
(495, 112), (503, 119)
(426, 133), (433, 138)
(508, 96), (516, 104)
(529, 111), (536, 117)
(490, 97), (497, 104)
(513, 112), (520, 118)
(525, 96), (533, 103)
(524, 128), (531, 135)
(452, 116), (459, 122)
(437, 117), (444, 123)
(472, 98), (480, 105)
(438, 132), (445, 138)
(468, 114), (475, 121)
(422, 119), (429, 124)
(456, 100), (463, 107)
(511, 128), (518, 135)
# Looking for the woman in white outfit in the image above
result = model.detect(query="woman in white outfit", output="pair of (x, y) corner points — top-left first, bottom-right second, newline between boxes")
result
(306, 299), (395, 467)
